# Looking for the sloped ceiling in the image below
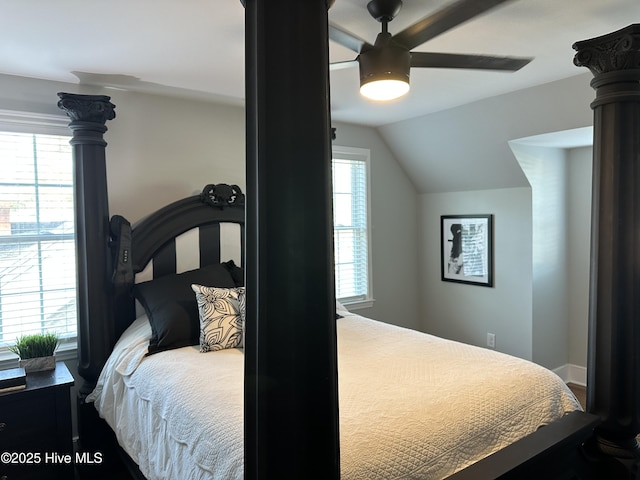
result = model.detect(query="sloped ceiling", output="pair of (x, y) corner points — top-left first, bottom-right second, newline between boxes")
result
(376, 73), (598, 194)
(0, 0), (638, 192)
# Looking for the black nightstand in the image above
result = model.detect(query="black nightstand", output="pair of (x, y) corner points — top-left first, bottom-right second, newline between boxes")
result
(0, 361), (74, 480)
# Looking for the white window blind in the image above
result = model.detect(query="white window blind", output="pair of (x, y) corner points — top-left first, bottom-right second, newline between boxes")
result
(332, 146), (372, 305)
(0, 131), (76, 347)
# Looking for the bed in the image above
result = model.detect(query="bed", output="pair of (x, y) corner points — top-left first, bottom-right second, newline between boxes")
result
(90, 309), (581, 480)
(57, 15), (640, 480)
(79, 184), (580, 480)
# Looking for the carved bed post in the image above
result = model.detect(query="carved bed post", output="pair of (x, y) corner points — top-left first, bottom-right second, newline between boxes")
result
(573, 24), (640, 471)
(243, 0), (340, 479)
(57, 93), (116, 396)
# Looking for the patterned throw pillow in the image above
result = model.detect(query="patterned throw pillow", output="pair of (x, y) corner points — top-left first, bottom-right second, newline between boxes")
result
(191, 285), (246, 352)
(134, 263), (237, 355)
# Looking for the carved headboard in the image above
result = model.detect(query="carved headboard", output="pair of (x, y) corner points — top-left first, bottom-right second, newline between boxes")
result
(110, 183), (245, 352)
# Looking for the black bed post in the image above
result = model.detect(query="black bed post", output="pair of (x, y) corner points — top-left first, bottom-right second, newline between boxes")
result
(57, 93), (116, 394)
(574, 24), (640, 474)
(243, 1), (340, 479)
(57, 93), (116, 460)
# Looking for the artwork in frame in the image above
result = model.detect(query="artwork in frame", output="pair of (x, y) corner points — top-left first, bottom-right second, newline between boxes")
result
(441, 214), (493, 287)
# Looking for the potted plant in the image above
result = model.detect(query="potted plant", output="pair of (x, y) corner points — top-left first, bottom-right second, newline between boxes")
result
(9, 332), (59, 373)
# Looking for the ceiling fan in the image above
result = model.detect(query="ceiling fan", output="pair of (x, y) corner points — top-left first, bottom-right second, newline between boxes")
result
(329, 0), (533, 101)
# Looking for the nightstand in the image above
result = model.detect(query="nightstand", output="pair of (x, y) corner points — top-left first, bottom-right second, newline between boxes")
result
(0, 361), (74, 480)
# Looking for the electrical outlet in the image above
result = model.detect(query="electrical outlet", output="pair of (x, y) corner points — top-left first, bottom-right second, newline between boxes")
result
(487, 333), (496, 349)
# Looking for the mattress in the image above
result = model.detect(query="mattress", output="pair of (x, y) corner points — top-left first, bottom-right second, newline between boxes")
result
(88, 307), (581, 480)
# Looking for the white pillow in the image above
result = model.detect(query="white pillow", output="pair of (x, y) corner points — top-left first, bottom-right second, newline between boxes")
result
(336, 300), (350, 317)
(191, 284), (245, 352)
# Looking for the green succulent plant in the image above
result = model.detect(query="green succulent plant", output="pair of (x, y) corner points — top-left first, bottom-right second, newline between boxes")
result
(8, 332), (59, 359)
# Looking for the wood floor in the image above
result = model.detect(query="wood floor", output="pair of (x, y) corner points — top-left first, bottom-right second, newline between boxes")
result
(568, 383), (586, 410)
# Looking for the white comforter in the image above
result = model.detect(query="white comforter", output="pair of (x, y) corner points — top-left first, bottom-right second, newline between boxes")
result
(89, 308), (581, 480)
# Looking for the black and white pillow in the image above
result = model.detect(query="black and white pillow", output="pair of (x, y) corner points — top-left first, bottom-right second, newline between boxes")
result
(134, 263), (237, 355)
(191, 284), (246, 352)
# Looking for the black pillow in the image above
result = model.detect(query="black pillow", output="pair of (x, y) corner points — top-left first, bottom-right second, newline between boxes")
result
(134, 263), (236, 355)
(222, 259), (245, 287)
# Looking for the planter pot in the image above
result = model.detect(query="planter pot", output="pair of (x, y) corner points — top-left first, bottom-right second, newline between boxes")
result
(20, 355), (56, 373)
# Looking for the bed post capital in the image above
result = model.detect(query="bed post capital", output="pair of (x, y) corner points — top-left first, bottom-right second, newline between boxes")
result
(573, 24), (640, 77)
(57, 92), (116, 146)
(57, 92), (116, 124)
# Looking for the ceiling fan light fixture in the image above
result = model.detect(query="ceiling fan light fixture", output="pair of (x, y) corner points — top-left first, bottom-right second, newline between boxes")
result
(358, 43), (411, 101)
(360, 78), (409, 101)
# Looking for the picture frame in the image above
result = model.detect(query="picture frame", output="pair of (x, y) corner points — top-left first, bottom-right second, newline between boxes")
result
(441, 214), (493, 287)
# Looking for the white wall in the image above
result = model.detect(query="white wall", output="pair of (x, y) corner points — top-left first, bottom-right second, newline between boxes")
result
(419, 188), (533, 360)
(512, 144), (570, 369)
(567, 146), (592, 368)
(507, 143), (592, 371)
(418, 142), (593, 372)
(101, 90), (246, 223)
(389, 74), (598, 370)
(415, 142), (593, 371)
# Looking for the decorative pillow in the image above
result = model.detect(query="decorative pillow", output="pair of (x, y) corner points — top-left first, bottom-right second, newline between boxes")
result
(134, 263), (236, 355)
(191, 285), (246, 352)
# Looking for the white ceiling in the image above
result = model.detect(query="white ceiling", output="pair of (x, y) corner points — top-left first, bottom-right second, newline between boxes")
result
(1, 0), (637, 127)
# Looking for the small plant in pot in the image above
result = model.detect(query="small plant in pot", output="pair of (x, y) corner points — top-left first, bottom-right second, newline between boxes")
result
(9, 332), (59, 373)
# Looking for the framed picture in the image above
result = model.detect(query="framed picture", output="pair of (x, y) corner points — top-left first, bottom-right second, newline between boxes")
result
(441, 214), (493, 287)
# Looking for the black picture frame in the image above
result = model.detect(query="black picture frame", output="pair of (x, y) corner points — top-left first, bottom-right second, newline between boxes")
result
(441, 214), (493, 287)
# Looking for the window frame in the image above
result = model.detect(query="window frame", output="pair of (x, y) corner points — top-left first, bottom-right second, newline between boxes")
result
(332, 145), (374, 310)
(0, 109), (77, 367)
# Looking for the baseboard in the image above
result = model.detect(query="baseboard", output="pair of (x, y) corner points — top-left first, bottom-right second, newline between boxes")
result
(553, 364), (587, 386)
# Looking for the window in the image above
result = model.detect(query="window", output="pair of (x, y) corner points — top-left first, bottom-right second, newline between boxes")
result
(332, 146), (373, 308)
(0, 115), (75, 354)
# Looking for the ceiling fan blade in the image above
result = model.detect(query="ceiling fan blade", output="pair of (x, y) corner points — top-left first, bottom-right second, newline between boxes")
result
(329, 22), (373, 54)
(393, 0), (516, 51)
(411, 51), (532, 71)
(330, 60), (359, 71)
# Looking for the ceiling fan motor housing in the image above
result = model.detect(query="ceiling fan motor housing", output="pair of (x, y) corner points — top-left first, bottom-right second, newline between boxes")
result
(358, 42), (411, 87)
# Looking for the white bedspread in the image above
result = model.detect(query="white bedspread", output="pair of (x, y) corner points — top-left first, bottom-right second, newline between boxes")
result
(89, 309), (581, 480)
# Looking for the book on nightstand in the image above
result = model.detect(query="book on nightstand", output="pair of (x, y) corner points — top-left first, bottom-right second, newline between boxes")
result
(0, 366), (27, 393)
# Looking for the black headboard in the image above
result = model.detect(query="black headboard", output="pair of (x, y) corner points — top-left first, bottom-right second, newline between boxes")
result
(109, 183), (245, 351)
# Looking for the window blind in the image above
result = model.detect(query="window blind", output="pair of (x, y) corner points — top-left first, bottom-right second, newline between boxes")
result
(0, 131), (76, 346)
(332, 148), (371, 303)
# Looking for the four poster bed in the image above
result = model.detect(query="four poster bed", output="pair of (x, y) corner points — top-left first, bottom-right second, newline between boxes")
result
(81, 182), (580, 480)
(58, 16), (640, 480)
